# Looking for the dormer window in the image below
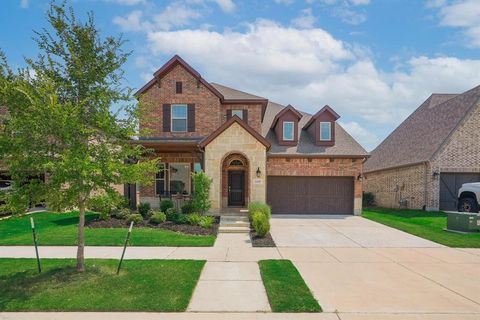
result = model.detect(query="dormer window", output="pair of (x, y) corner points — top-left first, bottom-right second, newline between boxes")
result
(270, 104), (302, 146)
(302, 105), (340, 146)
(283, 121), (294, 141)
(320, 122), (332, 141)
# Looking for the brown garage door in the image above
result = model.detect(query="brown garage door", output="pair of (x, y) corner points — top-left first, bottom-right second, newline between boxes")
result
(267, 176), (354, 214)
(440, 173), (480, 211)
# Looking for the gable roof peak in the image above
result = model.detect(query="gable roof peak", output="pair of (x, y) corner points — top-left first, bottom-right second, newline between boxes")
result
(199, 115), (271, 149)
(134, 55), (224, 98)
(303, 105), (340, 130)
(270, 104), (303, 129)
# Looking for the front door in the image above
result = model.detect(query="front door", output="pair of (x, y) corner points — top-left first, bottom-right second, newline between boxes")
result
(228, 170), (245, 206)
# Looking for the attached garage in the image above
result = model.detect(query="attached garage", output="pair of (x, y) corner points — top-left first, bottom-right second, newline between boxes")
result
(439, 173), (480, 211)
(267, 176), (354, 214)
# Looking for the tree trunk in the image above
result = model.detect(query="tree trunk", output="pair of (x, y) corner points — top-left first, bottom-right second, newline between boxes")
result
(76, 203), (86, 272)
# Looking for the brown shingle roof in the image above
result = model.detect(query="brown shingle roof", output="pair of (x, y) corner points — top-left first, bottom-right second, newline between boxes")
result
(262, 101), (368, 157)
(210, 83), (266, 101)
(364, 85), (480, 173)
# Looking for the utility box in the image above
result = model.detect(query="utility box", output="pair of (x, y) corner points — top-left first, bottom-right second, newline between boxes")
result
(446, 211), (480, 233)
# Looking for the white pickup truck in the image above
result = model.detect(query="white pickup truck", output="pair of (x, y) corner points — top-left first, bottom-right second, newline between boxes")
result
(457, 182), (480, 213)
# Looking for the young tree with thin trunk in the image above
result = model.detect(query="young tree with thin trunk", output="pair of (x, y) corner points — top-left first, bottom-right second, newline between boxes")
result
(0, 2), (158, 272)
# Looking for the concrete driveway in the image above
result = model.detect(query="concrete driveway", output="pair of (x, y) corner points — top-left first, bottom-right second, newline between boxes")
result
(271, 215), (480, 316)
(270, 214), (442, 248)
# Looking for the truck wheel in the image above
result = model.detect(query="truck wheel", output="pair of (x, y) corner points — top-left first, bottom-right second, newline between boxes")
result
(458, 198), (479, 213)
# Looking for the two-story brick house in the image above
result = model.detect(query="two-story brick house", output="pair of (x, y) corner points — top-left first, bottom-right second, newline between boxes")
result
(133, 55), (368, 215)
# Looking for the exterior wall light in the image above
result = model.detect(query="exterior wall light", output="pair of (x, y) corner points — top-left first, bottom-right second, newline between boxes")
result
(256, 167), (261, 178)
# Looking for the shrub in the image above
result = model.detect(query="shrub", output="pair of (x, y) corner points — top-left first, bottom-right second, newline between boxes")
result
(181, 200), (196, 214)
(112, 208), (131, 219)
(188, 213), (202, 226)
(98, 211), (110, 221)
(140, 208), (154, 219)
(252, 211), (270, 237)
(165, 207), (179, 221)
(138, 202), (151, 218)
(150, 211), (166, 224)
(87, 193), (126, 216)
(175, 214), (189, 225)
(160, 199), (174, 213)
(363, 192), (375, 207)
(199, 215), (215, 229)
(127, 213), (143, 224)
(248, 202), (271, 220)
(191, 171), (212, 214)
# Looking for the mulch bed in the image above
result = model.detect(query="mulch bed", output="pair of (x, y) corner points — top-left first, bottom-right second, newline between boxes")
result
(86, 216), (220, 236)
(250, 229), (276, 247)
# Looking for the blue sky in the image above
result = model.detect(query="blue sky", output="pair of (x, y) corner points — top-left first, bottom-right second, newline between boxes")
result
(2, 0), (480, 151)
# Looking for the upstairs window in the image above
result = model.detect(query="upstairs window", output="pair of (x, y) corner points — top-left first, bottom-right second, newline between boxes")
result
(171, 104), (187, 132)
(283, 121), (294, 141)
(231, 109), (243, 119)
(320, 122), (332, 141)
(176, 81), (182, 94)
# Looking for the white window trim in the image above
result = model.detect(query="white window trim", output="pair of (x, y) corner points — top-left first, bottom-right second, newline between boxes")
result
(169, 162), (191, 195)
(283, 121), (294, 141)
(319, 122), (332, 141)
(171, 104), (188, 132)
(155, 163), (166, 196)
(231, 109), (243, 119)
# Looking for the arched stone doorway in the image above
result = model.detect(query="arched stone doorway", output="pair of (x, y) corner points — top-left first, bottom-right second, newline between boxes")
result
(221, 153), (249, 208)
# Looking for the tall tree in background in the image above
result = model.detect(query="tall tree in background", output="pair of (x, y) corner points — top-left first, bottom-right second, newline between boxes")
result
(0, 1), (158, 271)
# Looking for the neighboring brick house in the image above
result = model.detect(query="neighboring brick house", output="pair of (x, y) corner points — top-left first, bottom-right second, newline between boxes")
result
(364, 85), (480, 211)
(133, 55), (368, 215)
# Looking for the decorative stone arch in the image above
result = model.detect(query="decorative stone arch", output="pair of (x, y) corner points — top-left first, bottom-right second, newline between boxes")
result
(221, 151), (250, 209)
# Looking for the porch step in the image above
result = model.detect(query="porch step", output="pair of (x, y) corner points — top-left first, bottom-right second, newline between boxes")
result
(218, 226), (250, 233)
(219, 215), (251, 233)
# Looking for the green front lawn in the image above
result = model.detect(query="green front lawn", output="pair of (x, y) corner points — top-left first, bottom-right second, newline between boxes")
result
(0, 212), (215, 246)
(259, 260), (321, 313)
(0, 258), (205, 311)
(363, 208), (480, 248)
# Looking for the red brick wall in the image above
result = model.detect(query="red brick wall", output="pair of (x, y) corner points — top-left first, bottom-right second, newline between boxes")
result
(139, 64), (264, 137)
(266, 157), (363, 198)
(139, 64), (222, 138)
(223, 104), (263, 133)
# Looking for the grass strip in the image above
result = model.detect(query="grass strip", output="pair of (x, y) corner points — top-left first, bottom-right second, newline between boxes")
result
(259, 259), (321, 312)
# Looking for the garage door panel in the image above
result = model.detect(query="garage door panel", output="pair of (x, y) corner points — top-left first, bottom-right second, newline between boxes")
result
(440, 173), (480, 211)
(267, 176), (354, 214)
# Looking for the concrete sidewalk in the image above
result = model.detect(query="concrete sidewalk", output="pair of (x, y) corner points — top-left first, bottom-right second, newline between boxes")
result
(1, 312), (480, 319)
(0, 244), (281, 261)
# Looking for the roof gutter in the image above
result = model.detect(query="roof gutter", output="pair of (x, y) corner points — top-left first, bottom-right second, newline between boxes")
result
(267, 153), (370, 159)
(364, 160), (430, 174)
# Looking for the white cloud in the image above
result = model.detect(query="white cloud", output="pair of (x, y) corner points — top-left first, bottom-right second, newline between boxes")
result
(291, 8), (316, 29)
(349, 0), (370, 5)
(143, 20), (480, 149)
(332, 5), (367, 25)
(433, 0), (480, 47)
(20, 0), (28, 9)
(113, 10), (143, 32)
(151, 3), (201, 30)
(339, 121), (379, 151)
(274, 0), (295, 4)
(213, 0), (235, 13)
